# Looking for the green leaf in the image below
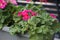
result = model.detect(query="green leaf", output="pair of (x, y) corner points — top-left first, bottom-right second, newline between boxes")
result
(28, 16), (40, 26)
(37, 27), (42, 33)
(38, 25), (50, 34)
(0, 9), (3, 13)
(30, 34), (43, 40)
(18, 21), (29, 34)
(0, 23), (3, 29)
(25, 4), (34, 9)
(9, 25), (21, 35)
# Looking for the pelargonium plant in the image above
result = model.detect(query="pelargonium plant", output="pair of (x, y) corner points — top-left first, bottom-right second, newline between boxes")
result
(0, 0), (60, 40)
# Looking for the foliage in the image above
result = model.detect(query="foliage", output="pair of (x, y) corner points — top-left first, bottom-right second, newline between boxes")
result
(0, 1), (60, 40)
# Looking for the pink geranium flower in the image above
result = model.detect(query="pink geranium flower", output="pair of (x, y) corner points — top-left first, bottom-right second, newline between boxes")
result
(10, 0), (17, 5)
(18, 10), (37, 21)
(31, 11), (36, 16)
(50, 13), (57, 18)
(21, 10), (28, 16)
(21, 10), (30, 21)
(22, 15), (30, 21)
(23, 10), (37, 16)
(26, 0), (31, 2)
(18, 12), (22, 17)
(0, 0), (7, 9)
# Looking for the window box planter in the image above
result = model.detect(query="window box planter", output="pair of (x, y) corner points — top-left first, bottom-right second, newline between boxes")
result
(0, 26), (29, 40)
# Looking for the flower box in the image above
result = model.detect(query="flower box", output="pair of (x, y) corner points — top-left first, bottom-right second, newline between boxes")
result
(0, 30), (29, 40)
(2, 26), (29, 38)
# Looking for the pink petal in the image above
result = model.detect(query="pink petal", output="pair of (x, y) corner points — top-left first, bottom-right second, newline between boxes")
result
(10, 0), (17, 5)
(23, 10), (29, 12)
(0, 0), (7, 9)
(26, 0), (30, 2)
(50, 13), (57, 18)
(31, 11), (37, 16)
(22, 16), (30, 21)
(18, 12), (22, 17)
(28, 10), (32, 12)
(22, 10), (28, 16)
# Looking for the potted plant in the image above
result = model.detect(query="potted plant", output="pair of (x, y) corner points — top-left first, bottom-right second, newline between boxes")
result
(0, 0), (60, 40)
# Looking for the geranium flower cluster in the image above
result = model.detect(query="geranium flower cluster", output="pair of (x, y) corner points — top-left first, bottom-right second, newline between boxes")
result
(0, 0), (17, 9)
(26, 0), (30, 2)
(18, 10), (37, 21)
(0, 0), (7, 9)
(9, 0), (17, 5)
(50, 13), (57, 18)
